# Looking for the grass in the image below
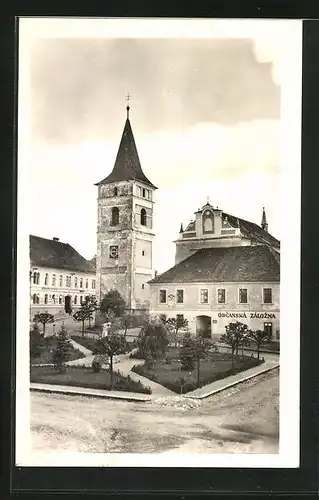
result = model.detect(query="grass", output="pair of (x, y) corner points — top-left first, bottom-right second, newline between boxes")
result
(71, 335), (136, 354)
(132, 349), (263, 394)
(31, 337), (85, 365)
(30, 365), (152, 394)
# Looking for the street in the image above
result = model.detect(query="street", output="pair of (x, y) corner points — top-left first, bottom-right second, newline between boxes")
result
(31, 368), (279, 454)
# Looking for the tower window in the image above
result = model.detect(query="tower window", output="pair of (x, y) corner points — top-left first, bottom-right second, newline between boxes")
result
(142, 188), (146, 198)
(52, 274), (56, 286)
(141, 208), (147, 226)
(111, 207), (119, 226)
(110, 245), (119, 259)
(142, 284), (145, 289)
(142, 250), (145, 256)
(114, 187), (118, 196)
(44, 273), (48, 285)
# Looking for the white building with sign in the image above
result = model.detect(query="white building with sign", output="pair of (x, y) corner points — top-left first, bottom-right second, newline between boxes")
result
(149, 202), (280, 339)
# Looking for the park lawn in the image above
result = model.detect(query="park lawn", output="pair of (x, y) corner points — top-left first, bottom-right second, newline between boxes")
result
(71, 335), (136, 354)
(30, 365), (151, 394)
(31, 337), (85, 365)
(132, 351), (263, 394)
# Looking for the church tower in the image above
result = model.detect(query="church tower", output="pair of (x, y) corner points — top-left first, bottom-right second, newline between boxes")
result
(95, 104), (157, 311)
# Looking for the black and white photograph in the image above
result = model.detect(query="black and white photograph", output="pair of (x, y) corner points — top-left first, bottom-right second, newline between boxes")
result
(16, 17), (301, 468)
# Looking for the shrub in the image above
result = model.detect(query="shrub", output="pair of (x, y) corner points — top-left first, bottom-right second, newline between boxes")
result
(92, 358), (102, 373)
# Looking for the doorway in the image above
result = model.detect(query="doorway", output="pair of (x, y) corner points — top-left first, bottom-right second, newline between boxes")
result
(64, 295), (72, 314)
(196, 315), (212, 338)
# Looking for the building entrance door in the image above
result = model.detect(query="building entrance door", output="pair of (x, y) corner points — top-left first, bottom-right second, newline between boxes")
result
(196, 315), (212, 338)
(64, 295), (72, 315)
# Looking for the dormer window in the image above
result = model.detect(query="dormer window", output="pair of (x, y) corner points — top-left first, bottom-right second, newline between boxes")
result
(203, 210), (214, 234)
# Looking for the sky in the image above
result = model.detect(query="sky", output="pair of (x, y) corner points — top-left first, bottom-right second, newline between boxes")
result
(19, 18), (301, 273)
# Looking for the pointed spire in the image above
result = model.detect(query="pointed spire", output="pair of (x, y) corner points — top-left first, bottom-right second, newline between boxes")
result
(95, 101), (157, 189)
(261, 207), (268, 232)
(179, 223), (184, 233)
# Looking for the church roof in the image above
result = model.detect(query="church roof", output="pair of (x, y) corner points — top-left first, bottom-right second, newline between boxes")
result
(30, 235), (95, 273)
(149, 245), (280, 284)
(95, 117), (157, 188)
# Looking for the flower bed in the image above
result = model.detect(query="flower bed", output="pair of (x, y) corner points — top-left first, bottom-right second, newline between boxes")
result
(132, 352), (263, 394)
(30, 365), (152, 394)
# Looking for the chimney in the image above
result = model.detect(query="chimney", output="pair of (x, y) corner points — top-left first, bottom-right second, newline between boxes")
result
(53, 237), (59, 241)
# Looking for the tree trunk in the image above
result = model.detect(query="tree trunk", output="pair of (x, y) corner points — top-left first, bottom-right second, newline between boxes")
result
(82, 321), (85, 338)
(241, 342), (244, 356)
(110, 356), (114, 389)
(197, 357), (200, 388)
(42, 323), (46, 336)
(231, 347), (234, 370)
(257, 344), (260, 360)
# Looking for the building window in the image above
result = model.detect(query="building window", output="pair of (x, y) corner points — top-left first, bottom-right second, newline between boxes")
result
(80, 278), (83, 288)
(142, 250), (145, 256)
(239, 288), (248, 304)
(85, 279), (88, 288)
(142, 188), (146, 198)
(217, 289), (226, 304)
(114, 187), (118, 196)
(44, 273), (48, 285)
(159, 289), (167, 303)
(65, 276), (71, 287)
(176, 314), (184, 322)
(141, 208), (146, 226)
(200, 289), (208, 304)
(59, 295), (63, 305)
(52, 294), (55, 304)
(111, 207), (119, 226)
(92, 279), (96, 289)
(263, 288), (272, 304)
(74, 295), (77, 305)
(142, 284), (145, 289)
(32, 293), (39, 304)
(80, 296), (83, 305)
(176, 289), (184, 304)
(44, 294), (48, 304)
(59, 275), (63, 287)
(33, 272), (40, 285)
(74, 277), (78, 287)
(52, 274), (56, 286)
(264, 322), (273, 336)
(110, 245), (119, 259)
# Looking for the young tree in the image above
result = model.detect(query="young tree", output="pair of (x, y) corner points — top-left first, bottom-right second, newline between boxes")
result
(220, 321), (249, 368)
(33, 312), (55, 336)
(82, 295), (98, 328)
(166, 317), (189, 347)
(179, 333), (215, 388)
(52, 325), (72, 372)
(29, 323), (43, 359)
(248, 329), (272, 359)
(73, 308), (88, 338)
(95, 328), (127, 388)
(100, 289), (126, 317)
(137, 318), (169, 364)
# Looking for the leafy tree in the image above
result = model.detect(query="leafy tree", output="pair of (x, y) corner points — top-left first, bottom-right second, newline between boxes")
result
(220, 321), (249, 368)
(95, 330), (127, 388)
(100, 289), (126, 317)
(166, 316), (189, 347)
(29, 323), (43, 359)
(52, 325), (72, 372)
(248, 329), (272, 359)
(137, 318), (169, 364)
(33, 312), (55, 336)
(179, 333), (216, 387)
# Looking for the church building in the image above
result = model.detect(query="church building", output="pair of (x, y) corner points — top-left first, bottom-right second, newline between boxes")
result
(95, 105), (157, 312)
(149, 203), (280, 339)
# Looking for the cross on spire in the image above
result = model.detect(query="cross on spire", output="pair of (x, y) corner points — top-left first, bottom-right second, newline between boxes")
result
(125, 93), (131, 119)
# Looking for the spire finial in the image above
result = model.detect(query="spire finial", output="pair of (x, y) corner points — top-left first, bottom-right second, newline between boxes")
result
(125, 92), (131, 119)
(207, 196), (210, 205)
(261, 206), (268, 231)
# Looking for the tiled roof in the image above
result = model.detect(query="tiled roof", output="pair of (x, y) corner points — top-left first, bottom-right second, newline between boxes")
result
(224, 212), (280, 249)
(30, 235), (95, 273)
(95, 118), (157, 189)
(149, 245), (280, 284)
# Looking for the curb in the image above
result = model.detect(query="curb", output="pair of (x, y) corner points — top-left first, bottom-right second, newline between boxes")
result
(185, 364), (280, 400)
(30, 385), (152, 403)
